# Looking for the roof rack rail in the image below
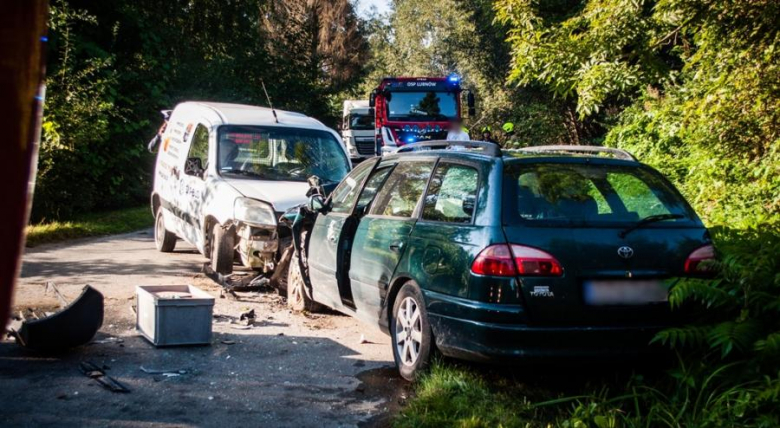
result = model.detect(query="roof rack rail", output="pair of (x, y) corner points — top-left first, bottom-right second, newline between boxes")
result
(515, 145), (637, 161)
(395, 140), (501, 157)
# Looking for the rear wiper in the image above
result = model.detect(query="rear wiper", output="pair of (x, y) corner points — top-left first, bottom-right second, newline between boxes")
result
(618, 214), (685, 238)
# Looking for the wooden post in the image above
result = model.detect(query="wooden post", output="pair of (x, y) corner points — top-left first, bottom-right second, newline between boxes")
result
(0, 0), (48, 327)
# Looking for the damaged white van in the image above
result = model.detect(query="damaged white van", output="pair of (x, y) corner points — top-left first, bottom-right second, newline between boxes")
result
(150, 102), (351, 274)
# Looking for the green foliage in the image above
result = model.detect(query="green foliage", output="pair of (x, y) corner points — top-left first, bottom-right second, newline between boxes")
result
(36, 0), (369, 222)
(393, 2), (779, 426)
(361, 0), (581, 145)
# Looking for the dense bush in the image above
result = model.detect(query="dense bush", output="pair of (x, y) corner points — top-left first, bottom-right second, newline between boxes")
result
(394, 1), (780, 426)
(35, 0), (368, 223)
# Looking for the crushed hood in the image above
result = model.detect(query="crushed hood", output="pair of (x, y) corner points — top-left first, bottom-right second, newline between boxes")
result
(222, 178), (310, 212)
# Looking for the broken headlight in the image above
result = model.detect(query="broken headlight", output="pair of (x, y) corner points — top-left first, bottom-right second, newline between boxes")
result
(234, 198), (276, 227)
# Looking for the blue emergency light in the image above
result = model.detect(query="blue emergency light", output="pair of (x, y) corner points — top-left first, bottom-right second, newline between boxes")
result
(447, 74), (460, 83)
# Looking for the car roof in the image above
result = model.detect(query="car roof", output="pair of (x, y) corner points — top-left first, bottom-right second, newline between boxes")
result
(175, 101), (328, 130)
(388, 141), (641, 166)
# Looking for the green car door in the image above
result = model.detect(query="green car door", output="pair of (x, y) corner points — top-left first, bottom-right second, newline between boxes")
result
(349, 159), (435, 324)
(307, 159), (377, 309)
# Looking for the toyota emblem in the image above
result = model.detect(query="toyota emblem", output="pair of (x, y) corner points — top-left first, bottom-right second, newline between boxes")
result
(617, 246), (634, 259)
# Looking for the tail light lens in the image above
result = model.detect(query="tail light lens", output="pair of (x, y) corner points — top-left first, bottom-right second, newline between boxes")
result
(471, 244), (563, 277)
(471, 245), (516, 277)
(684, 244), (716, 275)
(510, 245), (564, 276)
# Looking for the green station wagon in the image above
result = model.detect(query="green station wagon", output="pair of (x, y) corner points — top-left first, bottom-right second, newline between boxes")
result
(283, 142), (715, 380)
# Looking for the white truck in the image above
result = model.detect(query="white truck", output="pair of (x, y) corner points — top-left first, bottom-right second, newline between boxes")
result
(150, 101), (351, 274)
(341, 100), (376, 161)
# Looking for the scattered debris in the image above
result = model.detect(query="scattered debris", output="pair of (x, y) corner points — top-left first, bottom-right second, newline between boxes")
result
(44, 282), (68, 306)
(16, 285), (104, 352)
(239, 309), (256, 325)
(239, 309), (256, 321)
(203, 263), (272, 293)
(80, 361), (130, 393)
(221, 340), (236, 345)
(91, 336), (124, 345)
(140, 366), (188, 375)
(230, 325), (252, 331)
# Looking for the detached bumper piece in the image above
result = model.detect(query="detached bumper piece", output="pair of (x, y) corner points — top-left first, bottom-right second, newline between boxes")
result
(17, 285), (104, 352)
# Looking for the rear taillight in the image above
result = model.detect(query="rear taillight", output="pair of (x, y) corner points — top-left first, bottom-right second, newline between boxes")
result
(471, 245), (516, 277)
(510, 245), (564, 277)
(471, 244), (563, 277)
(684, 244), (716, 275)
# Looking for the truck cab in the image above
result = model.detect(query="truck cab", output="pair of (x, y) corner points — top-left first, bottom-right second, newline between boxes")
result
(370, 76), (475, 154)
(341, 100), (377, 161)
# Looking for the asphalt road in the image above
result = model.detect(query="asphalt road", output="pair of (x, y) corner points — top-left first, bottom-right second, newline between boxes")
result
(1, 230), (405, 427)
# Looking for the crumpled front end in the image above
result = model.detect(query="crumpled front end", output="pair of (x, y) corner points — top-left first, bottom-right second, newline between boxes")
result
(236, 222), (279, 272)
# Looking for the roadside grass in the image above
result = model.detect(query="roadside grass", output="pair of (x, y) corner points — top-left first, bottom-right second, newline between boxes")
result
(394, 359), (780, 428)
(393, 360), (635, 428)
(25, 206), (153, 247)
(393, 362), (539, 427)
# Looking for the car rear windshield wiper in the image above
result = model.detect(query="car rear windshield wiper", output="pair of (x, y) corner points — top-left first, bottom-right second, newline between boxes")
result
(618, 214), (685, 238)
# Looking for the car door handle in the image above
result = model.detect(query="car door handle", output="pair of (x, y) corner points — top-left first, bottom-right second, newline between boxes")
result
(389, 242), (404, 253)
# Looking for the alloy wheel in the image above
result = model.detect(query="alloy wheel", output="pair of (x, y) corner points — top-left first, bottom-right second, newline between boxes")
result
(395, 297), (423, 366)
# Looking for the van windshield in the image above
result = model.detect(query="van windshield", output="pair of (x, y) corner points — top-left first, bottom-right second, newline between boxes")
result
(503, 162), (696, 226)
(218, 125), (349, 184)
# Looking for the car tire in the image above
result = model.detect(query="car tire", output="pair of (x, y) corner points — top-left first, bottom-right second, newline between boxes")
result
(154, 208), (177, 253)
(211, 223), (234, 275)
(391, 282), (434, 381)
(287, 232), (324, 312)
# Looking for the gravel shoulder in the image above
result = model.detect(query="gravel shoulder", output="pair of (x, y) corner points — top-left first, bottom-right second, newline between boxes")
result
(2, 229), (407, 427)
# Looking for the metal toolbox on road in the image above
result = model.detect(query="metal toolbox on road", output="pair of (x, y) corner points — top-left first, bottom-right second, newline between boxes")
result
(136, 285), (214, 347)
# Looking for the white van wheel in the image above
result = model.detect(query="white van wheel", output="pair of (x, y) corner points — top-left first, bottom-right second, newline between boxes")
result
(154, 208), (177, 253)
(211, 223), (234, 274)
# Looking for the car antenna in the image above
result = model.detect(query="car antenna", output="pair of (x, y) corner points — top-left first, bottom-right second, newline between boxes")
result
(260, 79), (279, 124)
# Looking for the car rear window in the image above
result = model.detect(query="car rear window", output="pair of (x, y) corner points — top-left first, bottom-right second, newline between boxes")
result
(503, 162), (695, 226)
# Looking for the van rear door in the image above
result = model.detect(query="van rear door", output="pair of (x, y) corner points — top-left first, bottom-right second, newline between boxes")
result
(501, 160), (709, 326)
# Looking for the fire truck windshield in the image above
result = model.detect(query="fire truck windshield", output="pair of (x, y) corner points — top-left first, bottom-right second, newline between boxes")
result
(387, 91), (457, 121)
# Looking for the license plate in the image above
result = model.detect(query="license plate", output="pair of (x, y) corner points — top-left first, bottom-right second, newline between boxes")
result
(583, 280), (668, 306)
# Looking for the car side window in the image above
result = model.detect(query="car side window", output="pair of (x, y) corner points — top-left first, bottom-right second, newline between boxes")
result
(370, 161), (434, 218)
(356, 166), (394, 212)
(422, 163), (479, 223)
(329, 160), (375, 214)
(185, 124), (209, 177)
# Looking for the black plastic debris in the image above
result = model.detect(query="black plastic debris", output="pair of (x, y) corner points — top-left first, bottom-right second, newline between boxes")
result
(239, 309), (256, 322)
(16, 285), (104, 352)
(202, 263), (271, 293)
(80, 361), (130, 393)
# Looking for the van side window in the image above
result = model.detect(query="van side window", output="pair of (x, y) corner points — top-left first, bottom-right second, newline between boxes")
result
(185, 124), (209, 177)
(370, 161), (434, 218)
(423, 163), (479, 223)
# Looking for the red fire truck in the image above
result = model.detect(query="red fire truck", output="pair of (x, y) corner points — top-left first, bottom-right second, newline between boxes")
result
(369, 75), (475, 154)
